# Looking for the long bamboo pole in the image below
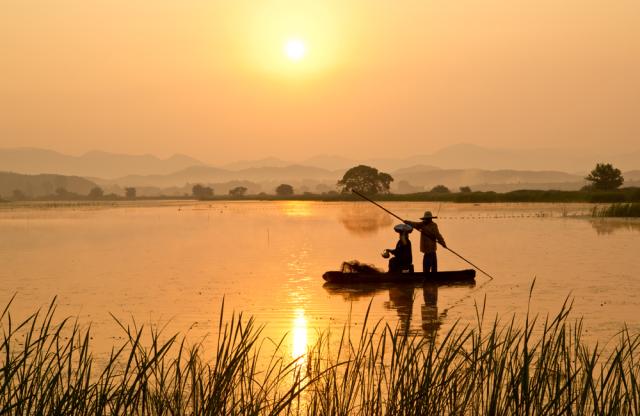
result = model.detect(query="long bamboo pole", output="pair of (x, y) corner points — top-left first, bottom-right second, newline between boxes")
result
(351, 189), (495, 280)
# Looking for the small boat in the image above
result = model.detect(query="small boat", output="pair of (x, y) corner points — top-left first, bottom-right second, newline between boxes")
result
(322, 269), (476, 285)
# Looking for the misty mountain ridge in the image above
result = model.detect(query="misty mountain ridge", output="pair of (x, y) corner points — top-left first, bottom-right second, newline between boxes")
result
(207, 144), (640, 172)
(0, 171), (98, 198)
(95, 164), (340, 188)
(2, 144), (639, 178)
(0, 148), (204, 179)
(92, 165), (615, 194)
(2, 145), (639, 196)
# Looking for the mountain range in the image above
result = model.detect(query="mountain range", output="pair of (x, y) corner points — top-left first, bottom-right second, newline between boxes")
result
(0, 148), (203, 178)
(1, 145), (639, 196)
(0, 172), (98, 197)
(2, 144), (639, 178)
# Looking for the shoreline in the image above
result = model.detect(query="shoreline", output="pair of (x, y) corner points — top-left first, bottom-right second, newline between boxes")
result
(2, 187), (639, 205)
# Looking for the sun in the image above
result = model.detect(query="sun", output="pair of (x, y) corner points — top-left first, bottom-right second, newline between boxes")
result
(283, 38), (307, 62)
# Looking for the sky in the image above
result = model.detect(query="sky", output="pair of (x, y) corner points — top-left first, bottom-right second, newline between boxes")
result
(1, 0), (639, 163)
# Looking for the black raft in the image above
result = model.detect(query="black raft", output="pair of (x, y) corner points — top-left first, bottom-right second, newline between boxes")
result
(322, 269), (476, 285)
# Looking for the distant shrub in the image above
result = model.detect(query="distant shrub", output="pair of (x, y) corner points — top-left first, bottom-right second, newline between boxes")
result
(459, 186), (472, 193)
(430, 185), (451, 193)
(88, 187), (104, 199)
(229, 186), (248, 197)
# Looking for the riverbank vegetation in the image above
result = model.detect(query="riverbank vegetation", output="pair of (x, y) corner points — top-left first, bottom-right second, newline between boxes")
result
(212, 187), (640, 203)
(3, 187), (640, 204)
(592, 203), (640, 217)
(2, 296), (639, 415)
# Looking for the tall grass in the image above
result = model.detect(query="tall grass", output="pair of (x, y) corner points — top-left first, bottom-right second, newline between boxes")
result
(592, 202), (640, 217)
(2, 294), (640, 415)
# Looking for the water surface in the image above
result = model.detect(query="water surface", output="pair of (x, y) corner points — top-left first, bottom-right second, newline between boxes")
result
(1, 201), (639, 358)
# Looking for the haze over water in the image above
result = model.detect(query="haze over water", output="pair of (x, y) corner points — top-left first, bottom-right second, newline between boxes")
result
(1, 201), (639, 359)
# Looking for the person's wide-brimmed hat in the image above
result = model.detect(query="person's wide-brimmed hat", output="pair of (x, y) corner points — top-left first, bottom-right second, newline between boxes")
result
(420, 210), (437, 220)
(394, 223), (413, 233)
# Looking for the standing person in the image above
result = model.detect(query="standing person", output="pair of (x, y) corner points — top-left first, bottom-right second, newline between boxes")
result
(382, 224), (414, 273)
(404, 211), (446, 272)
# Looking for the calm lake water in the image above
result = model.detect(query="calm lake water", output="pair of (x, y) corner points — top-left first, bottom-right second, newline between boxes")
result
(1, 201), (639, 358)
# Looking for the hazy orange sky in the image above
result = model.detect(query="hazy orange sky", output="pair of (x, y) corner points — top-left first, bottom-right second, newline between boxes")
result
(1, 0), (639, 163)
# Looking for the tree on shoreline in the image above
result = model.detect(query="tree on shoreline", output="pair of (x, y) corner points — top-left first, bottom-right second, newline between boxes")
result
(192, 184), (214, 199)
(430, 185), (451, 193)
(276, 184), (294, 196)
(337, 165), (393, 195)
(585, 163), (624, 190)
(88, 187), (104, 198)
(229, 186), (248, 197)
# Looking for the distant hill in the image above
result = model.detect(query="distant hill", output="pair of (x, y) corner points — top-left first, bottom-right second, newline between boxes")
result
(242, 145), (639, 172)
(367, 144), (640, 172)
(391, 165), (442, 175)
(301, 155), (355, 171)
(3, 145), (638, 195)
(97, 165), (341, 188)
(624, 170), (640, 181)
(3, 145), (638, 178)
(391, 167), (585, 192)
(222, 157), (292, 170)
(0, 148), (204, 178)
(0, 172), (99, 198)
(93, 163), (640, 195)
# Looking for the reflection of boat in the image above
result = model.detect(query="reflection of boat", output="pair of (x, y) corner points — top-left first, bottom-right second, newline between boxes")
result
(322, 279), (475, 301)
(322, 269), (476, 284)
(323, 280), (475, 337)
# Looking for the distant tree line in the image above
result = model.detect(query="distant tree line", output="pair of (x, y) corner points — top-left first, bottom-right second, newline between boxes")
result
(5, 186), (139, 201)
(3, 162), (630, 202)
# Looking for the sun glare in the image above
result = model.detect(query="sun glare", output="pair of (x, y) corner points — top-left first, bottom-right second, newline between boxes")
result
(239, 3), (348, 78)
(284, 38), (306, 61)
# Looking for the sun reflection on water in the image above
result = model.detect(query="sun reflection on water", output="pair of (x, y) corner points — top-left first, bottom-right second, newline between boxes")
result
(281, 201), (314, 217)
(291, 308), (308, 362)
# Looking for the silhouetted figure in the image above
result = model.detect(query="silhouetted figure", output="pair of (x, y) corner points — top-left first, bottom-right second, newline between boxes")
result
(405, 211), (446, 273)
(382, 224), (414, 273)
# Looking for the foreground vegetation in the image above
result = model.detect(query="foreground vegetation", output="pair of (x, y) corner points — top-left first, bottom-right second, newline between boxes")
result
(592, 202), (640, 217)
(2, 295), (640, 415)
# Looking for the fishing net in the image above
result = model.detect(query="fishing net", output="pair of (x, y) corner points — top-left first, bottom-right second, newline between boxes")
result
(341, 260), (383, 274)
